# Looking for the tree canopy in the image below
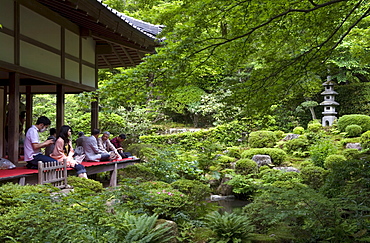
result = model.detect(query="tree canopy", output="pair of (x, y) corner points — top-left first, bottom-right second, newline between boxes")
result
(98, 0), (370, 126)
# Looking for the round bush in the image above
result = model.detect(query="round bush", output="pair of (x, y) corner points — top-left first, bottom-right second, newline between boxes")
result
(226, 146), (242, 158)
(338, 114), (370, 132)
(300, 166), (328, 189)
(283, 135), (310, 157)
(235, 159), (258, 175)
(360, 130), (370, 149)
(324, 154), (347, 169)
(248, 131), (277, 148)
(293, 126), (305, 135)
(241, 148), (287, 165)
(345, 124), (362, 137)
(307, 123), (322, 132)
(274, 130), (285, 140)
(343, 148), (360, 160)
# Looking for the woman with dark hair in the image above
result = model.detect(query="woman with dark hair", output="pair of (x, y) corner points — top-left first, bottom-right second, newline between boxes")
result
(51, 125), (88, 178)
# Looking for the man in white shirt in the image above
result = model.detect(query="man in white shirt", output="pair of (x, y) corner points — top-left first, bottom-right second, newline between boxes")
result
(24, 116), (56, 169)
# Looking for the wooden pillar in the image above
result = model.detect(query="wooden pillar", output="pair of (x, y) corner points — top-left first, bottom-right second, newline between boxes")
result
(8, 72), (20, 165)
(91, 97), (99, 133)
(56, 85), (65, 130)
(25, 86), (32, 130)
(2, 86), (7, 157)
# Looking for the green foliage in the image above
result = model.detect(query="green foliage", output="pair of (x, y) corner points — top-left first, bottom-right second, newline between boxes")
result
(307, 122), (322, 133)
(203, 211), (255, 243)
(225, 174), (260, 197)
(114, 212), (175, 243)
(292, 126), (304, 135)
(171, 179), (211, 203)
(309, 139), (338, 167)
(119, 164), (158, 182)
(248, 131), (277, 148)
(342, 148), (360, 160)
(67, 176), (103, 193)
(345, 124), (362, 137)
(336, 83), (370, 115)
(241, 148), (287, 166)
(300, 166), (328, 189)
(225, 146), (242, 159)
(118, 180), (215, 221)
(0, 183), (55, 214)
(338, 114), (370, 132)
(324, 154), (347, 170)
(360, 130), (370, 149)
(274, 130), (285, 140)
(283, 135), (310, 157)
(215, 155), (236, 169)
(235, 159), (258, 175)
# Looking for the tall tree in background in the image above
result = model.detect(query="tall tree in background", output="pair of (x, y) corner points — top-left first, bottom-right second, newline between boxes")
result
(99, 0), (370, 126)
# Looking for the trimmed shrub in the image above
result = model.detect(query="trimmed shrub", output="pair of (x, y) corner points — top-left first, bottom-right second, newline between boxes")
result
(338, 114), (370, 132)
(293, 126), (305, 135)
(360, 130), (370, 149)
(300, 166), (328, 189)
(67, 176), (103, 193)
(343, 148), (360, 160)
(248, 131), (277, 148)
(324, 154), (347, 169)
(119, 164), (158, 182)
(235, 158), (258, 175)
(171, 179), (211, 202)
(283, 135), (310, 157)
(241, 148), (287, 165)
(307, 122), (322, 133)
(274, 130), (285, 140)
(225, 146), (242, 158)
(345, 124), (362, 137)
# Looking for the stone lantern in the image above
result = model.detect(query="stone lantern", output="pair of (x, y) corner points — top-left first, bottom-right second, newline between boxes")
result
(320, 79), (339, 126)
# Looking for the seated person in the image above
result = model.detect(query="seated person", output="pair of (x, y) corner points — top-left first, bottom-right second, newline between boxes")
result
(82, 129), (110, 162)
(50, 125), (87, 178)
(110, 133), (133, 158)
(24, 116), (57, 169)
(44, 128), (56, 156)
(75, 131), (86, 147)
(98, 131), (122, 160)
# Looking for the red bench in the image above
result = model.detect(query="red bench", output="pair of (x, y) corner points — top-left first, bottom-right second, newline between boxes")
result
(0, 158), (140, 187)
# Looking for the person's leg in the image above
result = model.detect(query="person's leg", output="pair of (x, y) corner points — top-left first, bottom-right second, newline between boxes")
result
(74, 164), (88, 179)
(100, 153), (111, 161)
(26, 154), (57, 169)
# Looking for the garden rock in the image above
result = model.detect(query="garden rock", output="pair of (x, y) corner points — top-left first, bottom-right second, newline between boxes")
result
(283, 133), (300, 141)
(346, 143), (362, 150)
(274, 167), (300, 173)
(252, 154), (272, 167)
(155, 219), (178, 243)
(216, 177), (233, 196)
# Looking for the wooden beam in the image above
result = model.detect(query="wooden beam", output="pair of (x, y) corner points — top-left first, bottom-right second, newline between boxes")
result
(121, 46), (135, 66)
(8, 72), (20, 165)
(110, 44), (126, 67)
(56, 85), (65, 130)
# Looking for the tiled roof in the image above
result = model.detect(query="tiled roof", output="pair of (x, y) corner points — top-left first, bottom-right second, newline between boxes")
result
(97, 0), (164, 39)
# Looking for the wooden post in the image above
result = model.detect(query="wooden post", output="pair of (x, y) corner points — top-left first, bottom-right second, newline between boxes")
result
(25, 86), (33, 131)
(109, 162), (117, 187)
(56, 85), (65, 130)
(91, 97), (99, 132)
(8, 72), (20, 165)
